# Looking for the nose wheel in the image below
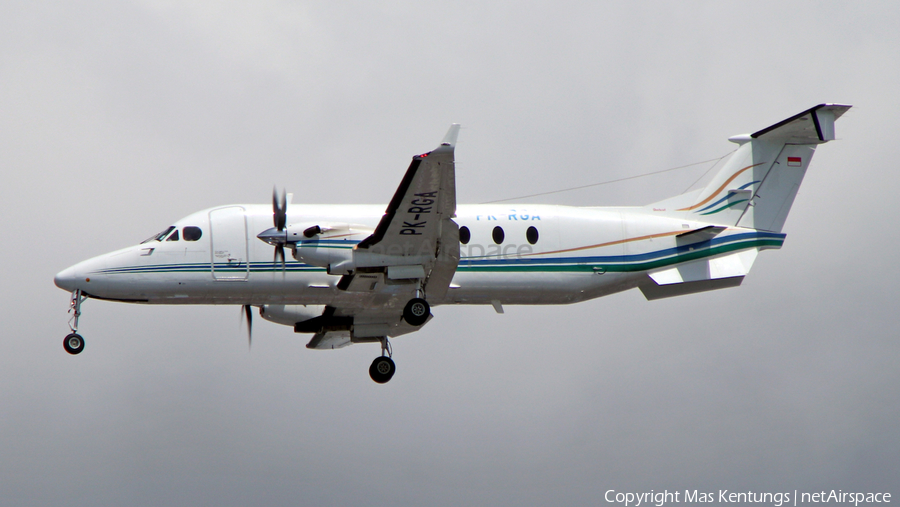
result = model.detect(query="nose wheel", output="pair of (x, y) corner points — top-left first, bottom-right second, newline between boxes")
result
(64, 290), (87, 355)
(64, 333), (85, 355)
(369, 337), (396, 383)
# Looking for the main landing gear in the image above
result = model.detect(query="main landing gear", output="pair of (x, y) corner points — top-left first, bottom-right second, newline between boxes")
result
(369, 296), (430, 383)
(369, 337), (396, 384)
(64, 289), (87, 355)
(402, 297), (430, 327)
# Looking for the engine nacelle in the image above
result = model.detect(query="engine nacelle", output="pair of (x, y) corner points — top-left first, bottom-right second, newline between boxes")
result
(289, 222), (373, 275)
(259, 304), (326, 327)
(293, 240), (355, 273)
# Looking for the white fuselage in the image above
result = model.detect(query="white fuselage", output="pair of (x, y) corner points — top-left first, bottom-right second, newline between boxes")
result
(54, 203), (782, 308)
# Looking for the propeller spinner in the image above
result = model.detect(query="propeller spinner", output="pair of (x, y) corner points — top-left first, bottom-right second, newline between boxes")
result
(256, 188), (331, 272)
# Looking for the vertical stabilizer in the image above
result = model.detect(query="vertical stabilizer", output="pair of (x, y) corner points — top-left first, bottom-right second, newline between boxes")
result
(649, 104), (850, 232)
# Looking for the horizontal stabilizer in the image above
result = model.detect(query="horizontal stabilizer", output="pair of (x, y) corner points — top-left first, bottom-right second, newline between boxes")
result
(650, 248), (759, 285)
(750, 103), (851, 144)
(641, 249), (759, 300)
(639, 276), (744, 301)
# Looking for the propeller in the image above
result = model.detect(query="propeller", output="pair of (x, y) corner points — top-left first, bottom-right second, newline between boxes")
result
(242, 304), (253, 348)
(272, 187), (287, 271)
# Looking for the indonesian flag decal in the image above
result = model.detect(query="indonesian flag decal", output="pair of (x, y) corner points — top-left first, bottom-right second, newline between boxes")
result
(787, 156), (802, 167)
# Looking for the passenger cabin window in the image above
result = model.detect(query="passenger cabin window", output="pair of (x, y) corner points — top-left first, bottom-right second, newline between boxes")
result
(183, 226), (203, 241)
(459, 226), (471, 245)
(526, 226), (539, 245)
(141, 226), (175, 244)
(492, 226), (505, 244)
(166, 230), (180, 241)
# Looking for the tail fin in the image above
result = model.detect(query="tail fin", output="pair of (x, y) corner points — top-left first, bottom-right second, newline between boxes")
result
(649, 104), (851, 232)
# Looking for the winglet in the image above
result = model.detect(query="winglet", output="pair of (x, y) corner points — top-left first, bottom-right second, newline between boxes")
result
(441, 124), (461, 147)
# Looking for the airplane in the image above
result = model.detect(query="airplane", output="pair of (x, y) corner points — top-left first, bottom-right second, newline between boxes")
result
(54, 104), (850, 383)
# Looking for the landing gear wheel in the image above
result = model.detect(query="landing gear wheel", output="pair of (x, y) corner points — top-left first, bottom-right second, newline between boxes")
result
(63, 333), (85, 355)
(369, 356), (396, 384)
(403, 298), (430, 326)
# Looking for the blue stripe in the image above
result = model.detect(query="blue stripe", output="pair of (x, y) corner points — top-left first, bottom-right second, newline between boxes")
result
(697, 181), (759, 212)
(96, 232), (784, 274)
(98, 261), (325, 275)
(463, 231), (783, 266)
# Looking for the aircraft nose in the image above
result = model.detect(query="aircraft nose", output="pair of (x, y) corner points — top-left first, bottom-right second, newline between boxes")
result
(54, 266), (79, 292)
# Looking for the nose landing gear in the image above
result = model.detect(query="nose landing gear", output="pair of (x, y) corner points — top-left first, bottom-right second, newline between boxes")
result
(64, 289), (87, 355)
(369, 337), (396, 384)
(64, 333), (85, 355)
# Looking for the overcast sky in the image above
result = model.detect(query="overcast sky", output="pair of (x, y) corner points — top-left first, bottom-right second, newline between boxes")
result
(2, 1), (898, 506)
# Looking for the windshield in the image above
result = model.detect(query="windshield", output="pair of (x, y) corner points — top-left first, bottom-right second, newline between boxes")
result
(141, 226), (176, 244)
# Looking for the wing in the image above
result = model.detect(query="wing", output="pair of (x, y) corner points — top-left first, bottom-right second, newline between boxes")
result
(303, 125), (461, 348)
(352, 124), (461, 301)
(357, 125), (459, 253)
(751, 103), (851, 143)
(300, 305), (430, 349)
(306, 330), (352, 350)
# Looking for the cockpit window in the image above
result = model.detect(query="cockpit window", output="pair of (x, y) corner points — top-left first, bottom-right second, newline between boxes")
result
(183, 226), (202, 241)
(141, 226), (175, 244)
(166, 230), (180, 241)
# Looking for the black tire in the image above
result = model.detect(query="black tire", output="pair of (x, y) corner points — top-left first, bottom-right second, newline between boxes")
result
(369, 356), (396, 384)
(402, 298), (430, 326)
(63, 333), (85, 355)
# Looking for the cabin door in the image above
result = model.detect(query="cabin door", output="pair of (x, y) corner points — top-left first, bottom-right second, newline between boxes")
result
(209, 206), (249, 281)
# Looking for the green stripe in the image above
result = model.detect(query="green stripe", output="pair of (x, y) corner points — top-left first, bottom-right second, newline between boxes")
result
(102, 238), (780, 276)
(457, 239), (780, 273)
(296, 244), (354, 250)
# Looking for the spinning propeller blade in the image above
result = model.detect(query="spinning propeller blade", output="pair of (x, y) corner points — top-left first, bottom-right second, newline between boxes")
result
(272, 187), (288, 272)
(274, 245), (285, 271)
(273, 187), (287, 231)
(242, 304), (253, 348)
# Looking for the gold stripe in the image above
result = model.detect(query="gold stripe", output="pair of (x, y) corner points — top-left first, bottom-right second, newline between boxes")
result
(320, 232), (363, 239)
(516, 230), (686, 258)
(676, 162), (765, 211)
